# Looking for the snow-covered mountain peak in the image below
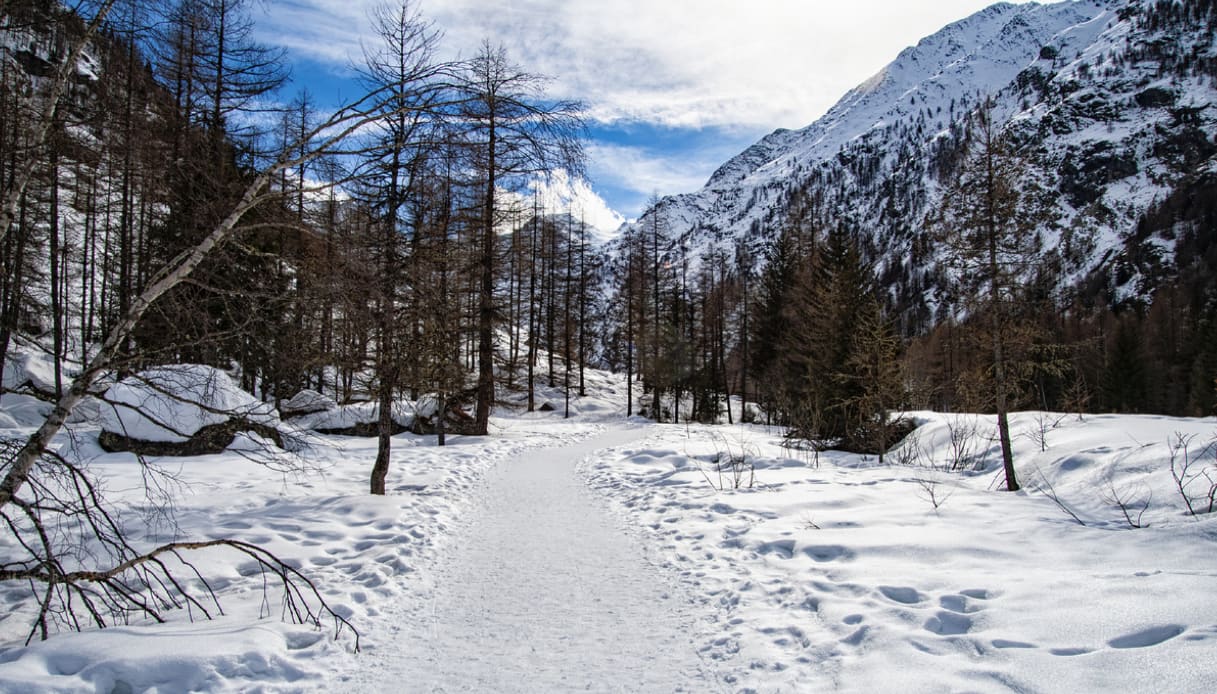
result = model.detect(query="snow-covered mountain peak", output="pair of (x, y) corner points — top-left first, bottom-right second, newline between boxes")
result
(658, 1), (1118, 234)
(616, 0), (1216, 328)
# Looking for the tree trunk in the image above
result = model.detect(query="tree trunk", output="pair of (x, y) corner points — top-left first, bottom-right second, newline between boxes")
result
(527, 198), (538, 412)
(436, 394), (447, 447)
(578, 216), (587, 397)
(370, 364), (396, 495)
(473, 120), (496, 436)
(626, 238), (634, 417)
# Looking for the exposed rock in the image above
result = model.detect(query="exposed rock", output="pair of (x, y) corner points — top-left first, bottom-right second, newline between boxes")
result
(411, 399), (478, 436)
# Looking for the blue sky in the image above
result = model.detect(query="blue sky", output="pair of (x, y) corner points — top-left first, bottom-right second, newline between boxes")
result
(257, 0), (1031, 232)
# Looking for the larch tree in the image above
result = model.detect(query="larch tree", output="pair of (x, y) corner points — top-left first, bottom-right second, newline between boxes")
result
(933, 98), (1044, 492)
(455, 42), (583, 435)
(0, 0), (119, 245)
(355, 0), (444, 494)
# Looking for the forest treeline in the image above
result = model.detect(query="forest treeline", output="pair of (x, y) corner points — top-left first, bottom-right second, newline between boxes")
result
(0, 0), (592, 434)
(602, 108), (1215, 481)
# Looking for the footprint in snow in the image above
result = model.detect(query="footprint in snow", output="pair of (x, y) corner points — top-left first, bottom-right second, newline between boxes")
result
(924, 611), (974, 636)
(992, 639), (1036, 649)
(878, 586), (924, 605)
(841, 625), (869, 646)
(939, 594), (981, 614)
(757, 540), (795, 559)
(803, 545), (855, 562)
(1107, 624), (1186, 649)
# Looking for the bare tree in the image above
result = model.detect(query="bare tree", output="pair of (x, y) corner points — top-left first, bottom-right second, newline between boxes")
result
(355, 0), (444, 495)
(0, 76), (438, 637)
(0, 0), (119, 245)
(455, 43), (583, 435)
(933, 98), (1044, 491)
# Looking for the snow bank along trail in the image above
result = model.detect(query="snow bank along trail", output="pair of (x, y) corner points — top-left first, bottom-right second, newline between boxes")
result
(361, 424), (721, 692)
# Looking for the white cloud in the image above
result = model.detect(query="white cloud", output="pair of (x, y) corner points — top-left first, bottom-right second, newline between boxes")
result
(258, 0), (1040, 223)
(493, 170), (626, 239)
(260, 0), (1035, 129)
(586, 141), (721, 208)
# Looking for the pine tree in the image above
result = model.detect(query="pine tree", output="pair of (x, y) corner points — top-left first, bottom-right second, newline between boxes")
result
(750, 223), (803, 423)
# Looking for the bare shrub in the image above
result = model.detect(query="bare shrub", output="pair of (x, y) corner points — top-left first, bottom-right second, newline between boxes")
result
(696, 431), (758, 490)
(1167, 432), (1217, 516)
(779, 435), (820, 469)
(914, 473), (954, 512)
(1103, 477), (1151, 529)
(890, 428), (928, 467)
(1023, 411), (1067, 453)
(1029, 466), (1086, 526)
(945, 415), (984, 471)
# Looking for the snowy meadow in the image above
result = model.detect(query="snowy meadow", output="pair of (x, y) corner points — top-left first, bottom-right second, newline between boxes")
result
(0, 361), (1215, 692)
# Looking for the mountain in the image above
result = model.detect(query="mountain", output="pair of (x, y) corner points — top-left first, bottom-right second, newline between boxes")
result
(618, 0), (1217, 333)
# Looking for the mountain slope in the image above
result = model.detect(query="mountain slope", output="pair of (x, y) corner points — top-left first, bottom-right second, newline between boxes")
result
(621, 0), (1217, 332)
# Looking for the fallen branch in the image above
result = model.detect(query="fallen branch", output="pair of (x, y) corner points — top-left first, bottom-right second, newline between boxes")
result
(1, 536), (359, 651)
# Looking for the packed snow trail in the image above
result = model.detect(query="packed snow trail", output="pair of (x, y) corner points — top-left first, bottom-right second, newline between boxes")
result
(364, 424), (720, 693)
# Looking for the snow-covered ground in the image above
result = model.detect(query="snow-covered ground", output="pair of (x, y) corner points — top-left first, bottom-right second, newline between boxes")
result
(2, 365), (1216, 692)
(0, 413), (607, 692)
(344, 424), (720, 693)
(585, 411), (1217, 692)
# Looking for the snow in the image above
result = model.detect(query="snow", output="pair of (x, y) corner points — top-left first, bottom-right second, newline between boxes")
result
(290, 400), (413, 433)
(349, 425), (718, 692)
(3, 357), (1216, 692)
(0, 349), (59, 394)
(584, 411), (1217, 691)
(281, 389), (337, 416)
(99, 365), (279, 443)
(1, 406), (607, 691)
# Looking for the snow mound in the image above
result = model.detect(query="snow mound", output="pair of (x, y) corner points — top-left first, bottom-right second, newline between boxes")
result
(0, 393), (52, 430)
(0, 621), (333, 693)
(291, 401), (413, 435)
(2, 348), (59, 393)
(99, 365), (278, 443)
(281, 389), (337, 417)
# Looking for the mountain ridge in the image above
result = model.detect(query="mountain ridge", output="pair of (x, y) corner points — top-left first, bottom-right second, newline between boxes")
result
(615, 0), (1216, 332)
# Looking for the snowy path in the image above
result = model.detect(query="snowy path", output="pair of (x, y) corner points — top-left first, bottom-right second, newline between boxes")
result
(362, 425), (720, 693)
